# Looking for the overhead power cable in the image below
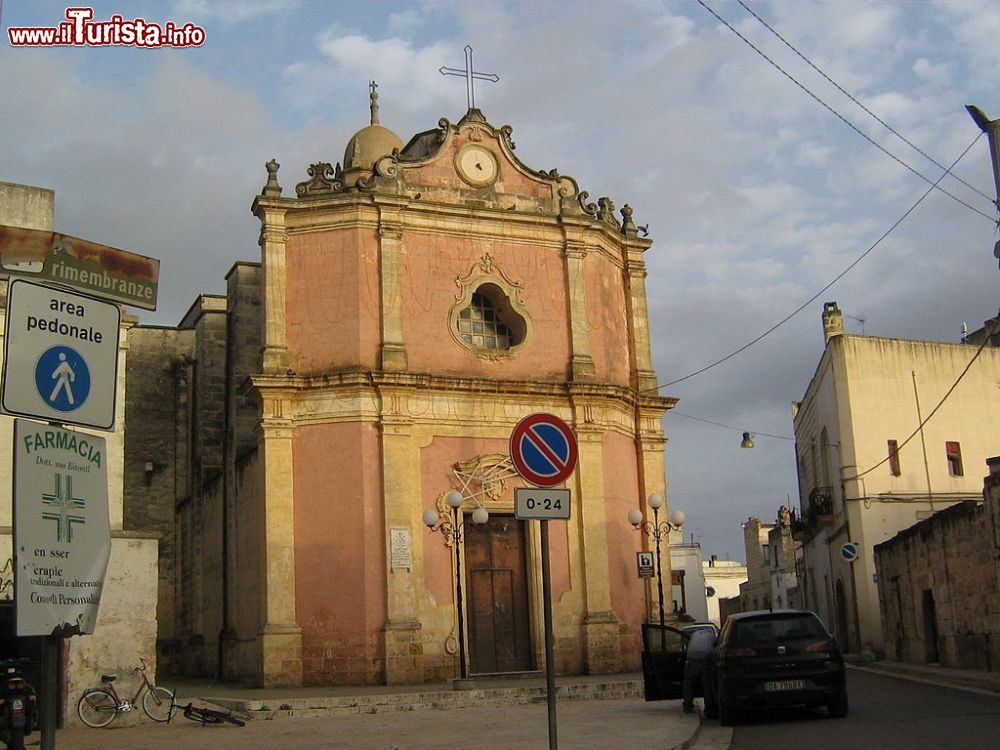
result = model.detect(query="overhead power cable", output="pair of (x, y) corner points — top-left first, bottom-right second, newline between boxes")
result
(658, 132), (982, 390)
(736, 0), (995, 205)
(671, 410), (794, 441)
(695, 0), (995, 223)
(841, 316), (999, 482)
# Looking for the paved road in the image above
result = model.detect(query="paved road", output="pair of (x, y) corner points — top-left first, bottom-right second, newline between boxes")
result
(51, 697), (697, 750)
(728, 668), (1000, 750)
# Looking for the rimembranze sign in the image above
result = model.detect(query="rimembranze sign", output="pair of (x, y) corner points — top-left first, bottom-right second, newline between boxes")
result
(14, 420), (111, 636)
(0, 224), (159, 310)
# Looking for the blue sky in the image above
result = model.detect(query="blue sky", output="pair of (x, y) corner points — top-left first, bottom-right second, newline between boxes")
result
(2, 0), (998, 561)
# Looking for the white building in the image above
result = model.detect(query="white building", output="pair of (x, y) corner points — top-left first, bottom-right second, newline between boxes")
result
(702, 557), (747, 627)
(792, 301), (1000, 655)
(669, 528), (709, 622)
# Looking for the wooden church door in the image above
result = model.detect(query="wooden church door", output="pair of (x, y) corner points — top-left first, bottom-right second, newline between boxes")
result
(465, 515), (533, 674)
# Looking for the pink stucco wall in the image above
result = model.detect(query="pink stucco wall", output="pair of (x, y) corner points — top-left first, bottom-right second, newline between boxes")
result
(602, 431), (646, 647)
(285, 228), (381, 375)
(293, 422), (386, 685)
(419, 434), (572, 610)
(404, 133), (554, 199)
(401, 237), (571, 379)
(584, 253), (630, 386)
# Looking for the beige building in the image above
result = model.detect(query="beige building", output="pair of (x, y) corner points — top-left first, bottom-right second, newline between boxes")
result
(874, 456), (1000, 669)
(0, 181), (160, 725)
(126, 95), (677, 687)
(792, 301), (1000, 655)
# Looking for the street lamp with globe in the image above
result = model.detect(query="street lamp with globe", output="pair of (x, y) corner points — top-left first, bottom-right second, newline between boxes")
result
(628, 493), (685, 628)
(424, 490), (489, 684)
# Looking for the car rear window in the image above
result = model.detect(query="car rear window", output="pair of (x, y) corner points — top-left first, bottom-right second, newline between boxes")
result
(729, 614), (828, 645)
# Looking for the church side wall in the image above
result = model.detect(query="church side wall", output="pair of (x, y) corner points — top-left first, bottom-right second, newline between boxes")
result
(123, 326), (193, 674)
(227, 446), (265, 683)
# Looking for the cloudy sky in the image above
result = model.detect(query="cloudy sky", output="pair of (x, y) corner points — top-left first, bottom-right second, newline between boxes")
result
(2, 1), (998, 560)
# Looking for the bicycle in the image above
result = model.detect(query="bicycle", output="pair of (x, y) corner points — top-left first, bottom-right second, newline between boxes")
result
(76, 658), (176, 728)
(179, 702), (246, 727)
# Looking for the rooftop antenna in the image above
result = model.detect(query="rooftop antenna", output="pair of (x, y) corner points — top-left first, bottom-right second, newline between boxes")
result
(844, 314), (866, 335)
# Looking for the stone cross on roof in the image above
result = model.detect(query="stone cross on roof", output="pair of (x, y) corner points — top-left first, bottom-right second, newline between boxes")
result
(439, 44), (499, 111)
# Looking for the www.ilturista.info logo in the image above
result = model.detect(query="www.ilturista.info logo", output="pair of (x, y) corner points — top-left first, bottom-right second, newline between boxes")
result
(8, 7), (206, 48)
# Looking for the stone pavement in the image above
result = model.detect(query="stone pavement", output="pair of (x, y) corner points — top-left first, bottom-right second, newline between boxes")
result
(53, 672), (705, 750)
(52, 659), (1000, 750)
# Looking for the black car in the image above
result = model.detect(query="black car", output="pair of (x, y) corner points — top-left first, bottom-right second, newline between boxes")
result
(715, 609), (847, 725)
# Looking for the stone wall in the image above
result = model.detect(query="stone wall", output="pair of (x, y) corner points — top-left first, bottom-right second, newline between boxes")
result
(123, 326), (194, 674)
(875, 458), (1000, 670)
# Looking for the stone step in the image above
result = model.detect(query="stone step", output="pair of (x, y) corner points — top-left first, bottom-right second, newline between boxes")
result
(203, 678), (643, 721)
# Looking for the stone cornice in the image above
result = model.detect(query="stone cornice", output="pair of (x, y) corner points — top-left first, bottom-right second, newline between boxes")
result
(249, 370), (675, 415)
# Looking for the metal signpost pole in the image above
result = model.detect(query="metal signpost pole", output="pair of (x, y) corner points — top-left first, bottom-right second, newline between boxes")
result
(509, 413), (579, 750)
(40, 634), (58, 750)
(541, 519), (557, 749)
(452, 504), (469, 681)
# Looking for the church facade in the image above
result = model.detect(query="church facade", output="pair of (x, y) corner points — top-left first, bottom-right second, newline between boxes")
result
(127, 92), (676, 687)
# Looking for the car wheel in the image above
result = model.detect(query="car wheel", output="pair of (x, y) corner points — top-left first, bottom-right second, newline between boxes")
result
(828, 692), (849, 718)
(718, 695), (737, 727)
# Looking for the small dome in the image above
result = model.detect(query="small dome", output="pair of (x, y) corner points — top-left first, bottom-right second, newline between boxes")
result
(343, 124), (403, 173)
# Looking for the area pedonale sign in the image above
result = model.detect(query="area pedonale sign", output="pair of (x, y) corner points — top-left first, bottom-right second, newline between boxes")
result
(0, 225), (159, 310)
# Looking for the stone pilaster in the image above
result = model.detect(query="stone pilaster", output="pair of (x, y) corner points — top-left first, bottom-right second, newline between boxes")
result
(376, 200), (408, 371)
(572, 427), (621, 673)
(257, 390), (302, 687)
(255, 202), (290, 373)
(563, 232), (596, 381)
(624, 246), (657, 393)
(377, 387), (424, 683)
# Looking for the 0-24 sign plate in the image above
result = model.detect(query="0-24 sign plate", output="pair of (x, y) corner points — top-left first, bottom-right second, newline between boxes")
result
(514, 487), (571, 520)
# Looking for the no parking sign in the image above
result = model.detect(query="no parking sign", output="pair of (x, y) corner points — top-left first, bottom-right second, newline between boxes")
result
(509, 413), (578, 487)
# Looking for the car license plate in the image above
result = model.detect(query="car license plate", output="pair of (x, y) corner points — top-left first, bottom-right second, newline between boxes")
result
(764, 680), (804, 691)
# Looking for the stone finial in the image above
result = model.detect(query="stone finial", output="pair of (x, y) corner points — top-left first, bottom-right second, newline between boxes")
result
(620, 204), (637, 238)
(261, 159), (282, 197)
(597, 197), (620, 227)
(370, 80), (380, 126)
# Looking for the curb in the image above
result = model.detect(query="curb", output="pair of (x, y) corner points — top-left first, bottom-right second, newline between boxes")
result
(848, 662), (1000, 697)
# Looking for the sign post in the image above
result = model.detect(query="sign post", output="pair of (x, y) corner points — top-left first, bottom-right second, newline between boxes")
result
(13, 419), (111, 636)
(509, 413), (578, 750)
(1, 279), (121, 430)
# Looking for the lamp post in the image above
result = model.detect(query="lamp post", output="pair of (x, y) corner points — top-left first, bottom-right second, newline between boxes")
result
(424, 490), (489, 684)
(628, 493), (685, 627)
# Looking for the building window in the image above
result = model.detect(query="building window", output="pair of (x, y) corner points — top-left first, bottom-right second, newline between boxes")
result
(457, 291), (513, 350)
(946, 441), (963, 476)
(451, 281), (528, 357)
(887, 439), (901, 476)
(761, 544), (771, 564)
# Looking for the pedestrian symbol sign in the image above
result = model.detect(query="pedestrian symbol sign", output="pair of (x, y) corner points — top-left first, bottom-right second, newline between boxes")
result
(1, 279), (120, 430)
(35, 346), (91, 412)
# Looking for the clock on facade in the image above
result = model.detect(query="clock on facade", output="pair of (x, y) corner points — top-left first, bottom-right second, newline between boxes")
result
(455, 144), (499, 187)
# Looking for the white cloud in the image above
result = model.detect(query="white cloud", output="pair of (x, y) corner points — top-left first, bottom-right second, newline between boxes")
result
(172, 0), (301, 23)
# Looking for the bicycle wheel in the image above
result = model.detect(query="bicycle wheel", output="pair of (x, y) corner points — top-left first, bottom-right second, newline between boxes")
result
(142, 685), (176, 722)
(220, 712), (245, 727)
(77, 689), (117, 728)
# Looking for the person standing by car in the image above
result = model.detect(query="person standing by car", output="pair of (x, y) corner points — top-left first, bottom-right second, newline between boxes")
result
(682, 627), (718, 717)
